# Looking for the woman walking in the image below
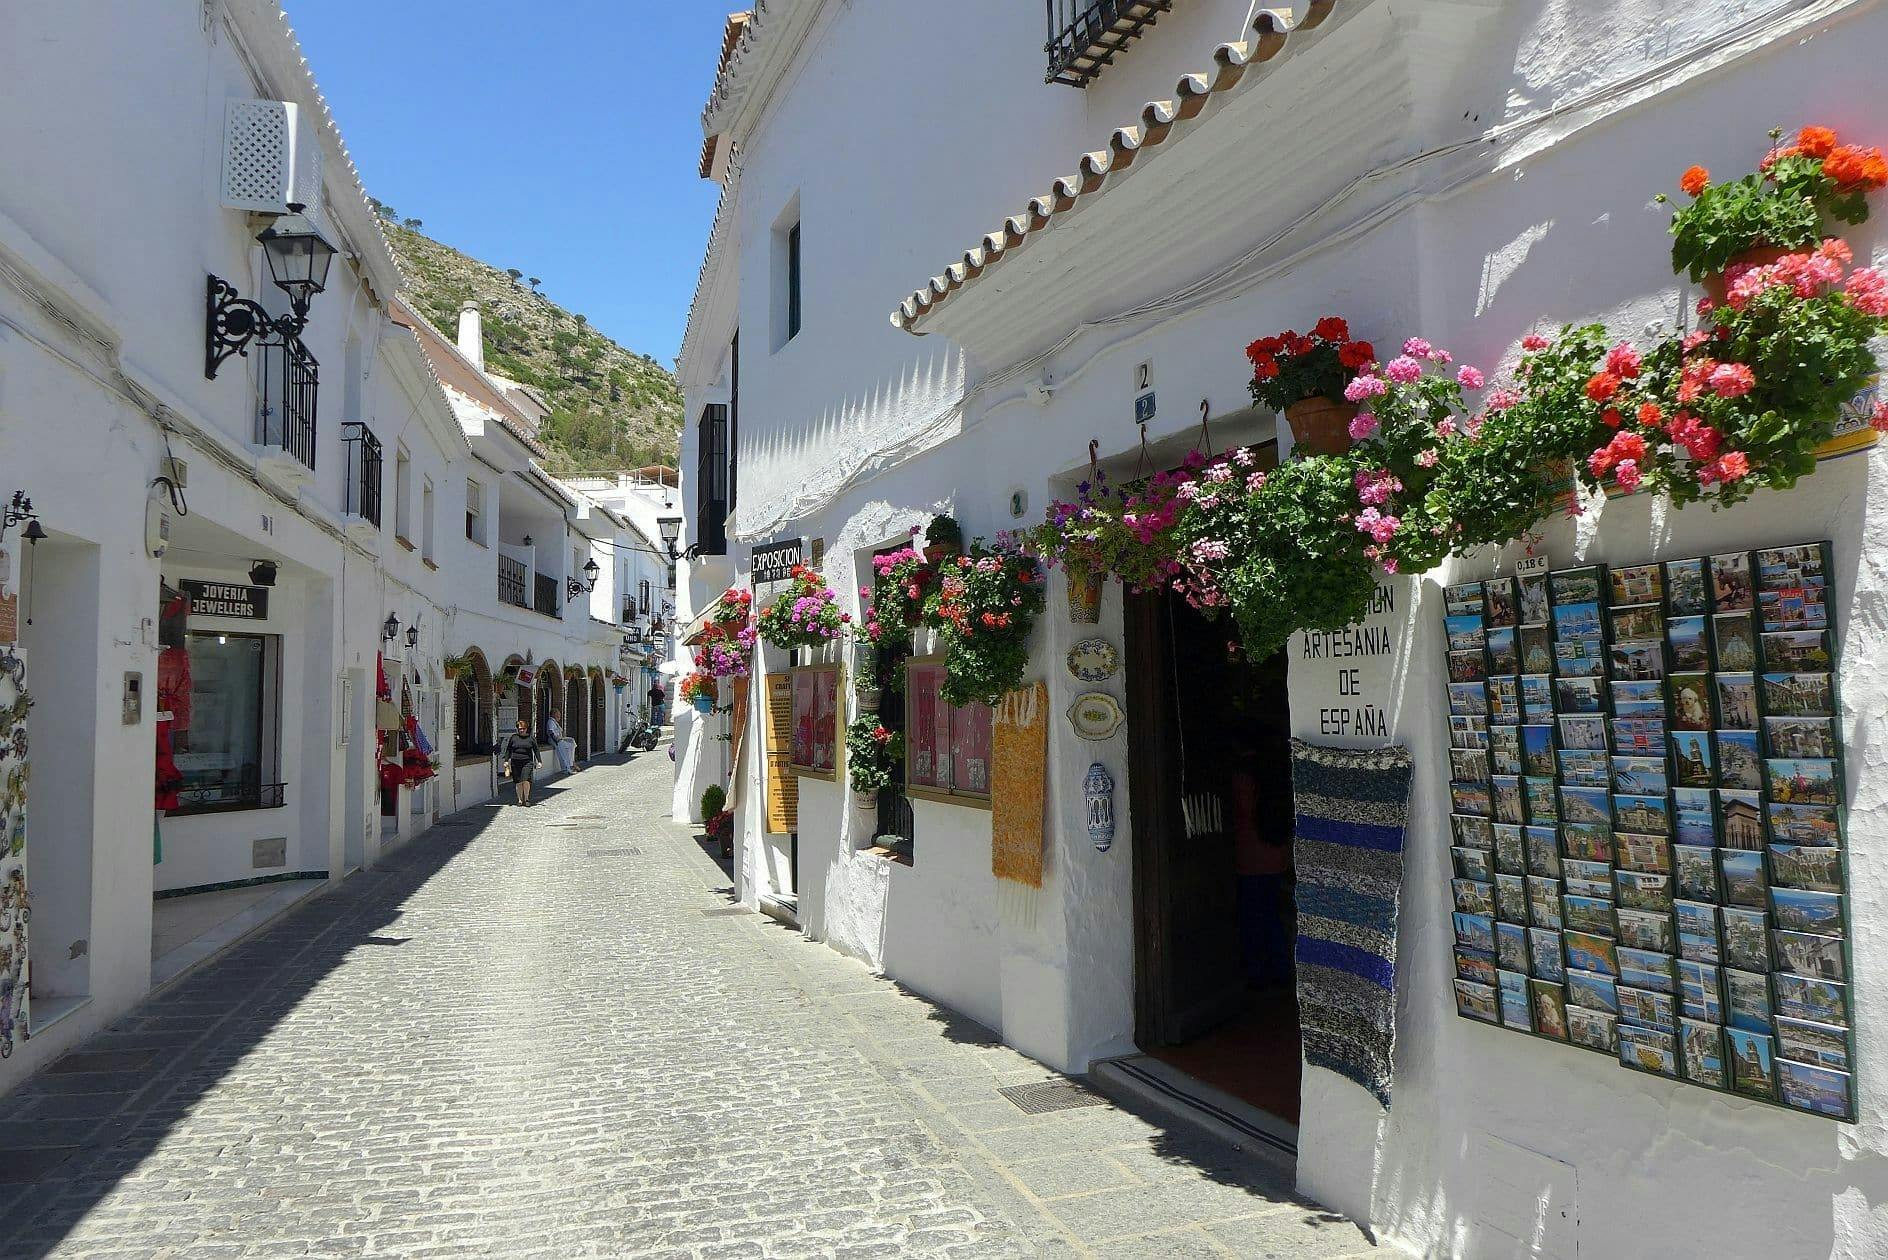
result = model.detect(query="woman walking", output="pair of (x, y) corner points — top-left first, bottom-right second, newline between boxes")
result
(502, 718), (540, 805)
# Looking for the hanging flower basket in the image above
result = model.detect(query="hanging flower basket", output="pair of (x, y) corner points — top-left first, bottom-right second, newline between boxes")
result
(1283, 397), (1360, 457)
(1066, 570), (1104, 623)
(756, 566), (851, 648)
(680, 671), (717, 713)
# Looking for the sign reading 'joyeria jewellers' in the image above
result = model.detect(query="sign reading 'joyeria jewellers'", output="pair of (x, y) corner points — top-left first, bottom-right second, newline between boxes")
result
(180, 579), (269, 620)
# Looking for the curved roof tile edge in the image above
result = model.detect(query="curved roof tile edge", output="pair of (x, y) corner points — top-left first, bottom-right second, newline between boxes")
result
(890, 1), (1348, 335)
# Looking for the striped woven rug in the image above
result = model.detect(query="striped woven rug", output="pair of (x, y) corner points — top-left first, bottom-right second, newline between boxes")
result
(1289, 737), (1413, 1109)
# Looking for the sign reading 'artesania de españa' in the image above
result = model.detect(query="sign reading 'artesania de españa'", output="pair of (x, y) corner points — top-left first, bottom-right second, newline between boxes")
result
(180, 579), (269, 620)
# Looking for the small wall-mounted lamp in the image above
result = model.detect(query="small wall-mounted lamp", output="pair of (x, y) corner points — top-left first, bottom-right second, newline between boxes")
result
(382, 613), (400, 642)
(567, 556), (601, 600)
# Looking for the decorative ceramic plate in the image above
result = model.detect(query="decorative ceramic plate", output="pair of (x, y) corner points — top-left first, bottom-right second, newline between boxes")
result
(1066, 637), (1120, 683)
(1068, 691), (1125, 741)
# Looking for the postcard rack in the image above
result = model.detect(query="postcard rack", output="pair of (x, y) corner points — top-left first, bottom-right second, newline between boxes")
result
(1444, 542), (1856, 1122)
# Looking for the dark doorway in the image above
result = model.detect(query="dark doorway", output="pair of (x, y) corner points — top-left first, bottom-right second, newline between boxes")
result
(1125, 581), (1300, 1124)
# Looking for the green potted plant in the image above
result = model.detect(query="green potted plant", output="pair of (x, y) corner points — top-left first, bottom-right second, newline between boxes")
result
(922, 515), (963, 566)
(756, 565), (851, 649)
(1246, 316), (1377, 456)
(844, 715), (903, 807)
(1029, 466), (1187, 621)
(930, 540), (1046, 706)
(1663, 125), (1886, 300)
(680, 671), (718, 714)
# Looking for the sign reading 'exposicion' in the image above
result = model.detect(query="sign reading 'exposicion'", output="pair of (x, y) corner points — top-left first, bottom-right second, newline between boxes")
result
(751, 538), (803, 587)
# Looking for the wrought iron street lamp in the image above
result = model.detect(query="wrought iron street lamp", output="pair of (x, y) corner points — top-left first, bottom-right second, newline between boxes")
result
(382, 613), (400, 642)
(566, 556), (601, 601)
(657, 514), (701, 562)
(205, 204), (338, 379)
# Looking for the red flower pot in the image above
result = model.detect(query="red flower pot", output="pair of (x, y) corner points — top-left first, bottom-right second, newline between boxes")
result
(1284, 397), (1359, 457)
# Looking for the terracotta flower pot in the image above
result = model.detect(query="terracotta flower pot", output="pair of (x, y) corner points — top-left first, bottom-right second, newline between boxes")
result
(1067, 570), (1104, 624)
(1284, 397), (1359, 457)
(1701, 244), (1793, 306)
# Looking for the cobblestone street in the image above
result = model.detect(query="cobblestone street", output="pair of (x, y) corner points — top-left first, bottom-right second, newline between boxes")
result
(0, 753), (1374, 1259)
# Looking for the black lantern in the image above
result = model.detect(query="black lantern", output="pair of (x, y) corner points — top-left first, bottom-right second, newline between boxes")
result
(405, 625), (420, 649)
(204, 204), (338, 380)
(382, 613), (400, 642)
(255, 207), (337, 317)
(584, 557), (601, 585)
(248, 560), (278, 587)
(657, 514), (699, 562)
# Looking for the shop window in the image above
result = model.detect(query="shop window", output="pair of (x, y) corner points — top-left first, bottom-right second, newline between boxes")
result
(904, 661), (992, 803)
(789, 664), (840, 777)
(170, 632), (283, 814)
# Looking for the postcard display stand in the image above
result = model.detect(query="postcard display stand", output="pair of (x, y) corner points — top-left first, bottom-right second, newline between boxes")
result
(1444, 543), (1856, 1122)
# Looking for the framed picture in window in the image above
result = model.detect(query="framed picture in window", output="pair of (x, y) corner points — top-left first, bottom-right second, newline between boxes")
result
(904, 658), (993, 806)
(788, 664), (840, 777)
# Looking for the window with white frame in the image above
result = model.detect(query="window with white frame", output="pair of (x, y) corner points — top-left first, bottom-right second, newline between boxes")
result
(394, 446), (413, 543)
(465, 478), (486, 545)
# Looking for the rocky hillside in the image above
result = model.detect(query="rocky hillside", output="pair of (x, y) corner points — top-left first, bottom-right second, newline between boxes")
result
(379, 215), (682, 472)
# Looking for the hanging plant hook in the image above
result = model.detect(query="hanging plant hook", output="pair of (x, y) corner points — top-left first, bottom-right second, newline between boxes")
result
(1197, 399), (1215, 458)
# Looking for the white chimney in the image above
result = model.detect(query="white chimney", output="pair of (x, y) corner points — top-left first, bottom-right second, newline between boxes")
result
(457, 301), (484, 371)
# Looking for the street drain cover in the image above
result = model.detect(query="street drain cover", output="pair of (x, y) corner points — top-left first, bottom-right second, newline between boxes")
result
(568, 814), (606, 819)
(996, 1080), (1106, 1115)
(699, 906), (748, 917)
(48, 1050), (157, 1074)
(587, 848), (641, 857)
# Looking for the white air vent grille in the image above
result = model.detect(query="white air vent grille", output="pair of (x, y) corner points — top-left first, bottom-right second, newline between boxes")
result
(221, 99), (322, 215)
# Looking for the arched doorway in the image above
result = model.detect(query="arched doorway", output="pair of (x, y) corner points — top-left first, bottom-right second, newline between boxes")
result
(495, 654), (526, 743)
(588, 667), (608, 758)
(566, 668), (588, 761)
(535, 661), (561, 747)
(453, 647), (495, 757)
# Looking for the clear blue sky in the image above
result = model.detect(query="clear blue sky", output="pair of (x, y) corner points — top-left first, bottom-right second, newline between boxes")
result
(286, 2), (730, 369)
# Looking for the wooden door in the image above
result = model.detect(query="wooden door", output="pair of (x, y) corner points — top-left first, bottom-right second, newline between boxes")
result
(1125, 589), (1247, 1047)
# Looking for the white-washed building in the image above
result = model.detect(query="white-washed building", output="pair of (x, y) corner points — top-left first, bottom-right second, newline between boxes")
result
(676, 1), (1888, 1254)
(0, 0), (654, 1098)
(400, 302), (644, 806)
(0, 0), (470, 1085)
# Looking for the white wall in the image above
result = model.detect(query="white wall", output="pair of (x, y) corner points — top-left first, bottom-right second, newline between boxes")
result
(683, 1), (1888, 1254)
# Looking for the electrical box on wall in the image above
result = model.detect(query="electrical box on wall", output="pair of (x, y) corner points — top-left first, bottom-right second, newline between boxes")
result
(221, 99), (323, 216)
(122, 672), (142, 725)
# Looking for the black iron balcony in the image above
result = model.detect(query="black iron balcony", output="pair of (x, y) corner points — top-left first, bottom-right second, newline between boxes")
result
(1045, 0), (1173, 87)
(341, 422), (383, 526)
(533, 572), (561, 618)
(498, 555), (528, 608)
(256, 338), (318, 469)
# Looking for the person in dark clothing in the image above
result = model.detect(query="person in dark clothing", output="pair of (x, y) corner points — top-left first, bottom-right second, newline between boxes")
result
(648, 682), (666, 726)
(502, 718), (540, 805)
